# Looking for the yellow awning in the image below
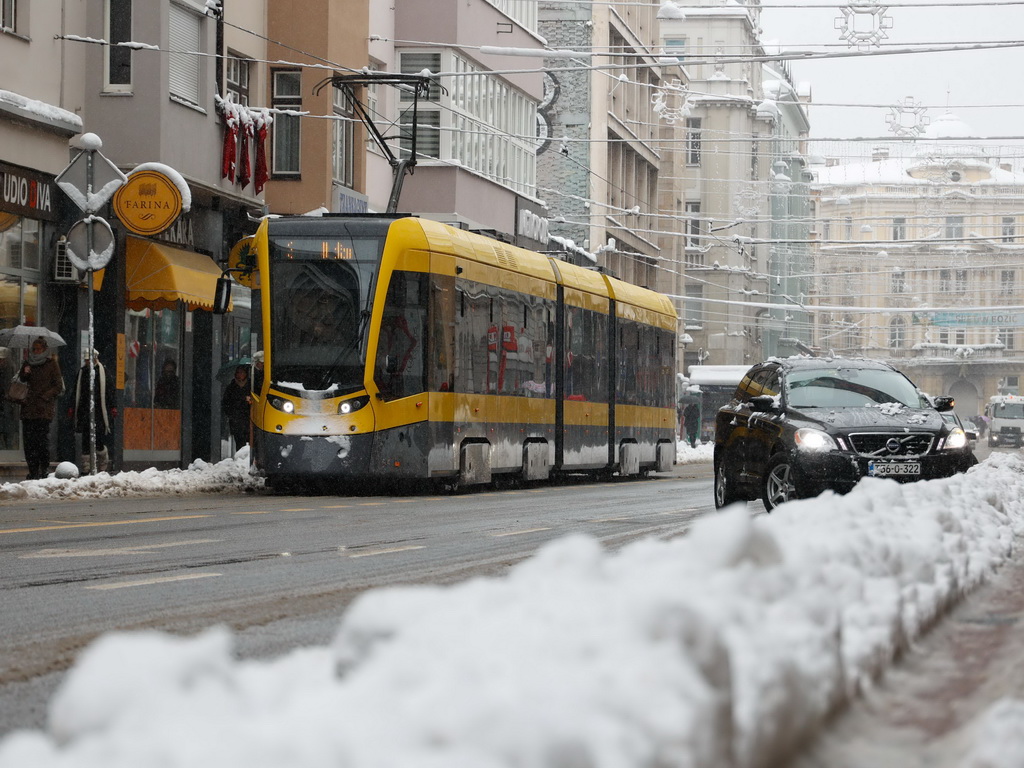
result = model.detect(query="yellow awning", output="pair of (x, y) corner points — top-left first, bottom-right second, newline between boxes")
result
(125, 237), (222, 312)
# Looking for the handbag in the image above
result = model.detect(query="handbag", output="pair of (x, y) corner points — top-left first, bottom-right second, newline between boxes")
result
(7, 376), (28, 404)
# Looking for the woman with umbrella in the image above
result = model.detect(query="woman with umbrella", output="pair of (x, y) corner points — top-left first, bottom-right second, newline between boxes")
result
(18, 336), (63, 480)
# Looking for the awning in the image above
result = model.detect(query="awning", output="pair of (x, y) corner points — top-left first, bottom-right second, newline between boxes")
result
(125, 237), (222, 311)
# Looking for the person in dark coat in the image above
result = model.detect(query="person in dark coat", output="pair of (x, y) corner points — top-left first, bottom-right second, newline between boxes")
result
(19, 337), (63, 480)
(220, 364), (251, 452)
(153, 359), (180, 409)
(68, 349), (118, 473)
(682, 401), (701, 448)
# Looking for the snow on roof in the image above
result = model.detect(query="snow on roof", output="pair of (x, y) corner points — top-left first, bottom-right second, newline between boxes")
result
(0, 89), (82, 134)
(687, 364), (750, 385)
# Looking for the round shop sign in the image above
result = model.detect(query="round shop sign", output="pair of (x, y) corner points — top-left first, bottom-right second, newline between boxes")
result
(113, 169), (184, 236)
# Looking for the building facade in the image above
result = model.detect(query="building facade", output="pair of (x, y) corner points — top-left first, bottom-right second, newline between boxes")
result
(810, 114), (1024, 418)
(538, 0), (665, 287)
(2, 0), (270, 476)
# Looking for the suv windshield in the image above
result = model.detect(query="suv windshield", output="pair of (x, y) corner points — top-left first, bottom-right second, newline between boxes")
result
(785, 367), (925, 409)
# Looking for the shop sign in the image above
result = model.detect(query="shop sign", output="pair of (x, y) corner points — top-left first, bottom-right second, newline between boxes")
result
(113, 169), (184, 236)
(0, 161), (57, 221)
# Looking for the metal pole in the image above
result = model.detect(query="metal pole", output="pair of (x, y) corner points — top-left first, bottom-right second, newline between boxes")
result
(85, 150), (97, 475)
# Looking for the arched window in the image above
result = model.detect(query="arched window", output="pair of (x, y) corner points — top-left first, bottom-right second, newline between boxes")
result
(889, 317), (906, 349)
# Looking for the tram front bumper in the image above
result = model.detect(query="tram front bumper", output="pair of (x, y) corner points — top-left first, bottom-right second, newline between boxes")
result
(253, 429), (375, 479)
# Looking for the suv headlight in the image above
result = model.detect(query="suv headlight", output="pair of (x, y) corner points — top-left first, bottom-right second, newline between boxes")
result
(942, 427), (968, 451)
(794, 428), (839, 452)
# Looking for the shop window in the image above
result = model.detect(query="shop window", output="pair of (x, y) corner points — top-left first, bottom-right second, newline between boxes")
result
(123, 308), (182, 452)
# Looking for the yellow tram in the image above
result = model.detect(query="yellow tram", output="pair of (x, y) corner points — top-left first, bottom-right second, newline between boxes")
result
(242, 215), (677, 490)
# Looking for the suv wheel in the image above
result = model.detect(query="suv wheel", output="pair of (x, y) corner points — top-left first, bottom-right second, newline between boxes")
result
(762, 453), (801, 512)
(714, 453), (741, 508)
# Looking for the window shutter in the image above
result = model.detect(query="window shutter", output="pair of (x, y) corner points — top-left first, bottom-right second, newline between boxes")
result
(169, 4), (201, 105)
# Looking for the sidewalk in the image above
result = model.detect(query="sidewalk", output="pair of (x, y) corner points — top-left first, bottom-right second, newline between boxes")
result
(787, 540), (1024, 766)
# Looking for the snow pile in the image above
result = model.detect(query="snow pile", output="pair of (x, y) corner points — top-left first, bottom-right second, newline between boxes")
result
(677, 439), (715, 464)
(0, 448), (261, 501)
(1, 454), (1023, 767)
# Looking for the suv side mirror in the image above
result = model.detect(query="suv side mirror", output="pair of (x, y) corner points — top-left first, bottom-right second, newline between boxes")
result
(933, 396), (955, 412)
(749, 394), (776, 412)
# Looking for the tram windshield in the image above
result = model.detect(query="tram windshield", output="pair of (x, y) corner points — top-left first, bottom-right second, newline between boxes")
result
(267, 226), (386, 394)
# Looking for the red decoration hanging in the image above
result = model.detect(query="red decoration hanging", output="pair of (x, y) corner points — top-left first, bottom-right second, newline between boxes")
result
(254, 110), (272, 195)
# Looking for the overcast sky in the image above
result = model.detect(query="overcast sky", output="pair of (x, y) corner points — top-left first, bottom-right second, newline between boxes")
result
(759, 0), (1024, 153)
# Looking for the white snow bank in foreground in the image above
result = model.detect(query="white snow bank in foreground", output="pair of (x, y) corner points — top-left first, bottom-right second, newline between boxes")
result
(2, 454), (1023, 768)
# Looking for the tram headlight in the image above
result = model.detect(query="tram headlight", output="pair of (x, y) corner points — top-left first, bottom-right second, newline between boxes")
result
(338, 395), (369, 415)
(269, 396), (295, 414)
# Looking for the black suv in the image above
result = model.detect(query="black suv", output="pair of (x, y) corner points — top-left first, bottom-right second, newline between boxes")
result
(714, 357), (977, 511)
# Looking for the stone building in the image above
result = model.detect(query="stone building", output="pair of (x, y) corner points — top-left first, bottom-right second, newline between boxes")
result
(810, 113), (1024, 418)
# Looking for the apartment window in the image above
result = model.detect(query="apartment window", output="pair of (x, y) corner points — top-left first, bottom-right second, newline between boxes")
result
(889, 317), (906, 349)
(685, 202), (701, 248)
(399, 52), (442, 161)
(332, 86), (355, 187)
(844, 217), (853, 240)
(955, 328), (967, 346)
(1002, 216), (1016, 242)
(169, 2), (202, 106)
(2, 0), (16, 32)
(1001, 269), (1015, 297)
(271, 70), (302, 176)
(945, 215), (964, 240)
(892, 217), (906, 241)
(226, 54), (251, 106)
(891, 268), (906, 294)
(684, 284), (703, 326)
(939, 269), (952, 293)
(665, 37), (687, 62)
(938, 328), (949, 345)
(685, 118), (701, 165)
(105, 0), (132, 91)
(955, 268), (968, 295)
(998, 328), (1016, 350)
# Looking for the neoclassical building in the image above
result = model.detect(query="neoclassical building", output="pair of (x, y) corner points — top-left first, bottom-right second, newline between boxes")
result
(810, 113), (1024, 418)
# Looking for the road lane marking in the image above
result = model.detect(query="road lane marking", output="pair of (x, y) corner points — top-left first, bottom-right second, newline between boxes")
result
(491, 527), (551, 537)
(0, 515), (211, 536)
(20, 539), (221, 559)
(321, 505), (353, 509)
(281, 508), (314, 512)
(85, 572), (222, 590)
(346, 545), (425, 558)
(232, 510), (275, 515)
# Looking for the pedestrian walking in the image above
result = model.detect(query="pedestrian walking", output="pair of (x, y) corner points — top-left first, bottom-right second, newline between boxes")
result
(18, 337), (63, 480)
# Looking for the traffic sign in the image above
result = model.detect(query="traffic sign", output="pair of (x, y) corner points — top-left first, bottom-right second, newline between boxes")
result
(55, 136), (127, 214)
(65, 216), (115, 271)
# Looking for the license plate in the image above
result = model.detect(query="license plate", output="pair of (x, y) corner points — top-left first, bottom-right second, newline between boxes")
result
(868, 461), (921, 477)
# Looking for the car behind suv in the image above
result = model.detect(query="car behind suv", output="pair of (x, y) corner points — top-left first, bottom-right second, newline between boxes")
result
(714, 357), (977, 511)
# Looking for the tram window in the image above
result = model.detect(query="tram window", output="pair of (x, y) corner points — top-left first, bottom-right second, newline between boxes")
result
(428, 275), (455, 392)
(374, 271), (427, 401)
